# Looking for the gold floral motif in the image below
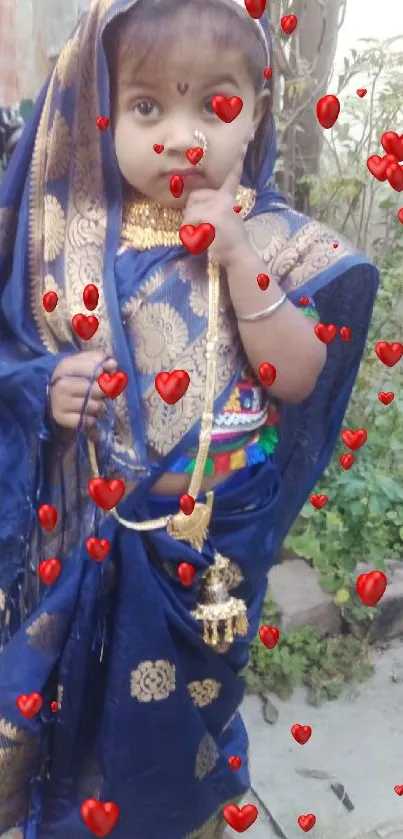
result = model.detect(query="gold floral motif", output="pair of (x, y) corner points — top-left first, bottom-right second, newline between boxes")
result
(55, 32), (81, 90)
(133, 302), (189, 374)
(43, 196), (66, 262)
(26, 612), (68, 658)
(188, 679), (221, 708)
(195, 733), (219, 781)
(244, 211), (290, 270)
(0, 589), (6, 612)
(45, 112), (71, 181)
(130, 660), (176, 703)
(0, 717), (38, 832)
(121, 270), (166, 322)
(0, 208), (17, 257)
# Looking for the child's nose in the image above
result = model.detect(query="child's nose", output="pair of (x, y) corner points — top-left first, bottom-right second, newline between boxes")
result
(164, 122), (197, 154)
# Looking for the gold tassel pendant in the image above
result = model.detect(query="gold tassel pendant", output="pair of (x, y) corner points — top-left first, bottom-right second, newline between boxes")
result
(191, 552), (249, 649)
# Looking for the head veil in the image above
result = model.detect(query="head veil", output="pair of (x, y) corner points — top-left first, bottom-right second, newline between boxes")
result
(0, 0), (378, 613)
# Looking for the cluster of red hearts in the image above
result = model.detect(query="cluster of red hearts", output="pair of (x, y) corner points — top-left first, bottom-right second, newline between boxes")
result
(367, 131), (403, 193)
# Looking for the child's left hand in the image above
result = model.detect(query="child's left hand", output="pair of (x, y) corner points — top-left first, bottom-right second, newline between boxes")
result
(181, 143), (251, 268)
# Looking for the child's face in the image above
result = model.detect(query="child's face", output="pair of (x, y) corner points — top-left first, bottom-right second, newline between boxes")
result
(112, 36), (268, 209)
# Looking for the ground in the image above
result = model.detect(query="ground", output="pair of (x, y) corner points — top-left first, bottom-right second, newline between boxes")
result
(230, 639), (403, 839)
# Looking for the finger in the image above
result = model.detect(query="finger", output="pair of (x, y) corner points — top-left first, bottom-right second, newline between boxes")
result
(61, 398), (103, 418)
(59, 352), (117, 379)
(220, 143), (247, 198)
(55, 378), (105, 400)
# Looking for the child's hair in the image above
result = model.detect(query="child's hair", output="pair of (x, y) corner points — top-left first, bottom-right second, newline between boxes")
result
(103, 0), (273, 183)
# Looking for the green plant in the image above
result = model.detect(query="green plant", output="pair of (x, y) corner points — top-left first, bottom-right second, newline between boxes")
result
(243, 598), (374, 705)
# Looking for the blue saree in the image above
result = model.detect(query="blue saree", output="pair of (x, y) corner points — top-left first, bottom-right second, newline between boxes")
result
(0, 1), (379, 837)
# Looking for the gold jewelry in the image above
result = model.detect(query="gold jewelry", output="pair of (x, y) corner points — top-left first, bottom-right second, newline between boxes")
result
(236, 292), (288, 322)
(194, 129), (208, 167)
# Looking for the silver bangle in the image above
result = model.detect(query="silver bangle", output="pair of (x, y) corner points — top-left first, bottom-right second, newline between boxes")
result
(236, 292), (288, 322)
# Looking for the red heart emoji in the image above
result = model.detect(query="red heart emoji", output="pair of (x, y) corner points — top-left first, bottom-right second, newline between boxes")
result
(38, 558), (62, 585)
(81, 799), (120, 838)
(263, 67), (272, 80)
(51, 701), (59, 713)
(341, 428), (367, 450)
(177, 563), (196, 587)
(37, 504), (58, 531)
(314, 323), (337, 344)
(259, 362), (277, 387)
(333, 243), (338, 248)
(257, 273), (270, 290)
(356, 570), (387, 607)
(375, 341), (403, 367)
(98, 371), (129, 399)
(367, 153), (398, 181)
(16, 692), (43, 719)
(280, 14), (297, 35)
(43, 291), (58, 313)
(155, 370), (190, 404)
(170, 174), (184, 198)
(86, 538), (111, 562)
(96, 116), (110, 132)
(259, 625), (280, 649)
(299, 296), (310, 306)
(394, 785), (403, 796)
(340, 326), (352, 341)
(378, 391), (395, 405)
(291, 724), (312, 745)
(72, 314), (99, 341)
(244, 0), (266, 19)
(153, 144), (164, 154)
(298, 814), (316, 832)
(88, 478), (125, 510)
(228, 755), (242, 771)
(356, 88), (367, 98)
(179, 494), (195, 516)
(398, 208), (403, 224)
(211, 95), (243, 123)
(83, 283), (99, 311)
(186, 147), (204, 165)
(223, 804), (258, 832)
(179, 223), (215, 254)
(316, 94), (340, 130)
(233, 205), (243, 213)
(386, 162), (403, 192)
(310, 494), (328, 509)
(381, 131), (403, 162)
(340, 453), (354, 470)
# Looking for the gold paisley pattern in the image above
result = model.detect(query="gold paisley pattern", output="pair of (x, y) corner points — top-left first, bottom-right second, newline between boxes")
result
(56, 32), (81, 91)
(26, 612), (68, 657)
(130, 660), (176, 703)
(195, 733), (219, 781)
(43, 196), (66, 262)
(45, 112), (71, 181)
(188, 679), (221, 708)
(43, 275), (74, 344)
(0, 717), (38, 833)
(0, 208), (17, 257)
(134, 302), (189, 374)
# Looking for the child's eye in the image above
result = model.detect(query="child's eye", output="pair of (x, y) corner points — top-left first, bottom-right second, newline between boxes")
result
(132, 100), (159, 118)
(203, 99), (216, 115)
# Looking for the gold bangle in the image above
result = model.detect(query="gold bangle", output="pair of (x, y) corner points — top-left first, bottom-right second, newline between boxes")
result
(236, 292), (287, 322)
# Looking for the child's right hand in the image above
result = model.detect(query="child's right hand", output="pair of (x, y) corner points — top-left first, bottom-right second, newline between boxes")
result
(50, 351), (117, 431)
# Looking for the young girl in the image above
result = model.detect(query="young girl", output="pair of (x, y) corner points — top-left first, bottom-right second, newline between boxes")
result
(0, 0), (378, 837)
